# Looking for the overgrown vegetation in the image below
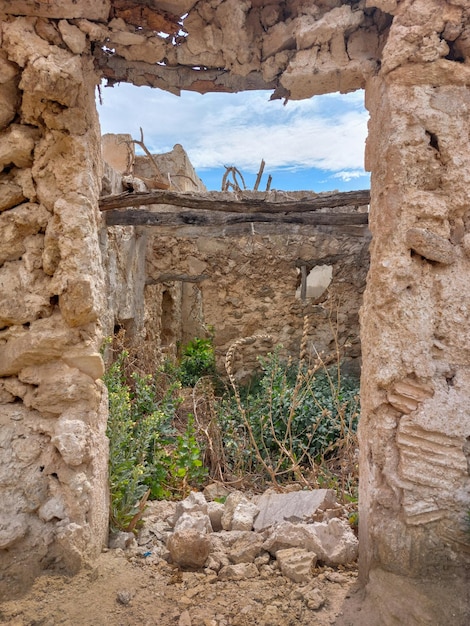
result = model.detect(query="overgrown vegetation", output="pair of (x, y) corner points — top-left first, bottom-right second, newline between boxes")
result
(104, 322), (360, 532)
(104, 348), (208, 532)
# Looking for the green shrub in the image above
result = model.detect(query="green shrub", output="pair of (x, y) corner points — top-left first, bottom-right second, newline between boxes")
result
(104, 350), (207, 532)
(219, 346), (360, 494)
(179, 337), (216, 387)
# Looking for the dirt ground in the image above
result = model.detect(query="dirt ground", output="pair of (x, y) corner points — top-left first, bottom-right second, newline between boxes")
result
(0, 549), (360, 626)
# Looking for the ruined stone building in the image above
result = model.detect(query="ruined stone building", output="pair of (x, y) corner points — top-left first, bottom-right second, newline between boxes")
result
(0, 1), (469, 623)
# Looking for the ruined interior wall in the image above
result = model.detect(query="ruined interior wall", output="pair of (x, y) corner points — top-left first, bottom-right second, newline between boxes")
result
(0, 16), (108, 597)
(146, 225), (369, 379)
(359, 0), (470, 622)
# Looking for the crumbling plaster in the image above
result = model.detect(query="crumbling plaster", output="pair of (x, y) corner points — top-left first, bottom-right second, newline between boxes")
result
(0, 0), (469, 621)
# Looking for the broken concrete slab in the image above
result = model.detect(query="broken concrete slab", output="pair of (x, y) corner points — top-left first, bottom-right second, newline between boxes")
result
(253, 489), (337, 532)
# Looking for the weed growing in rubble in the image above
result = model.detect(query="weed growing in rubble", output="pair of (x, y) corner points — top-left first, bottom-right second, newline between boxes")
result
(104, 350), (207, 532)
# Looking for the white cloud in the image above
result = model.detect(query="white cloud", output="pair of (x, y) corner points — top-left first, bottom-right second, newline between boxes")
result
(332, 170), (365, 182)
(97, 83), (368, 177)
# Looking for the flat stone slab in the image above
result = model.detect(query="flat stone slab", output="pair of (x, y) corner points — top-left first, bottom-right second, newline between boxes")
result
(253, 490), (337, 532)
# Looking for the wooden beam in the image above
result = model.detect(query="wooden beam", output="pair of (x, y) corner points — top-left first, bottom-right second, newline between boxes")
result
(105, 209), (368, 227)
(99, 189), (370, 214)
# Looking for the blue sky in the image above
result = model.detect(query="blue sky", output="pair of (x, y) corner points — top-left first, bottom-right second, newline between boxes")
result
(97, 83), (370, 192)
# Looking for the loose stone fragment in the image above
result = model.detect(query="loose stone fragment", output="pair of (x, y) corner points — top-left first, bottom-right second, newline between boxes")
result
(276, 547), (317, 583)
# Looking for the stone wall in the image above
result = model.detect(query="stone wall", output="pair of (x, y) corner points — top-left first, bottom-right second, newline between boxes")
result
(0, 16), (108, 597)
(358, 1), (470, 622)
(146, 223), (369, 380)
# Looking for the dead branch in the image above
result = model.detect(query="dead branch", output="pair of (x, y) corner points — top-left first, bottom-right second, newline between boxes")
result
(253, 159), (265, 191)
(127, 127), (170, 190)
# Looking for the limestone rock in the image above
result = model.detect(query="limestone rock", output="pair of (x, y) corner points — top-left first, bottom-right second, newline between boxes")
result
(59, 278), (99, 327)
(0, 314), (82, 377)
(207, 501), (224, 532)
(227, 534), (265, 564)
(174, 491), (208, 523)
(263, 522), (319, 556)
(276, 547), (317, 583)
(0, 124), (39, 170)
(231, 500), (259, 531)
(62, 350), (105, 381)
(51, 417), (90, 466)
(2, 0), (111, 21)
(217, 562), (259, 581)
(203, 483), (230, 501)
(2, 17), (52, 67)
(167, 529), (211, 569)
(406, 228), (456, 265)
(0, 512), (29, 549)
(38, 496), (67, 522)
(58, 20), (88, 55)
(19, 361), (100, 415)
(0, 202), (50, 265)
(306, 518), (358, 566)
(174, 512), (212, 534)
(221, 491), (250, 531)
(0, 77), (20, 131)
(254, 490), (337, 532)
(0, 261), (52, 327)
(294, 584), (325, 610)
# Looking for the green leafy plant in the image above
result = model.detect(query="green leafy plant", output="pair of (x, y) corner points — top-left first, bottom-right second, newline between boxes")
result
(179, 337), (216, 387)
(167, 415), (208, 494)
(104, 350), (207, 531)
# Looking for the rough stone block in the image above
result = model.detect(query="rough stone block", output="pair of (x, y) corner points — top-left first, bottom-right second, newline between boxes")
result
(0, 262), (52, 327)
(174, 511), (213, 534)
(174, 491), (208, 524)
(0, 202), (49, 265)
(59, 278), (100, 327)
(1, 0), (111, 20)
(167, 529), (211, 568)
(231, 501), (259, 531)
(58, 20), (88, 55)
(0, 314), (81, 377)
(51, 417), (90, 466)
(62, 351), (105, 381)
(207, 501), (224, 532)
(19, 361), (100, 415)
(253, 489), (337, 531)
(276, 547), (317, 583)
(228, 534), (265, 564)
(0, 78), (20, 131)
(306, 518), (358, 566)
(406, 228), (456, 265)
(263, 521), (320, 555)
(217, 562), (259, 581)
(221, 491), (250, 531)
(0, 124), (39, 170)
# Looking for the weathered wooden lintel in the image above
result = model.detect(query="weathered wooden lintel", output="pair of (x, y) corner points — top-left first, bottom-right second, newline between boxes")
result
(100, 189), (370, 215)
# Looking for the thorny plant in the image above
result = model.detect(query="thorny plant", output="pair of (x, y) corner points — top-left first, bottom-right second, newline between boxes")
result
(221, 315), (360, 502)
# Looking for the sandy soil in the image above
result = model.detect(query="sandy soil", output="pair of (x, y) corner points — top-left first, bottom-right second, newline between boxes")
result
(0, 549), (359, 626)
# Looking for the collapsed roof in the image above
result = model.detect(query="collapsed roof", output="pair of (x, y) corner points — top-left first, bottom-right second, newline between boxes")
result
(0, 1), (392, 99)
